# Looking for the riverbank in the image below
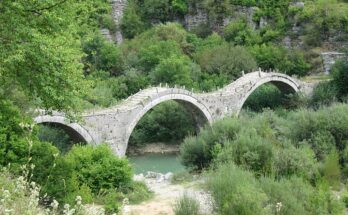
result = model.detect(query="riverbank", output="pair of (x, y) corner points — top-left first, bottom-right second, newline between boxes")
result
(127, 143), (180, 155)
(123, 176), (214, 215)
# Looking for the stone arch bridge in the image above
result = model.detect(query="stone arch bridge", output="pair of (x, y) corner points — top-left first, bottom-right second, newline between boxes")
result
(35, 71), (313, 156)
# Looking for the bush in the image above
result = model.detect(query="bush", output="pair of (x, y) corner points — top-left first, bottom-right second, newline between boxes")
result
(37, 125), (73, 153)
(223, 18), (261, 45)
(332, 60), (348, 100)
(206, 162), (268, 215)
(273, 142), (319, 181)
(309, 81), (338, 108)
(250, 44), (311, 77)
(150, 55), (199, 88)
(64, 144), (133, 193)
(95, 189), (122, 214)
(82, 34), (124, 76)
(195, 45), (257, 81)
(216, 129), (274, 177)
(125, 181), (154, 204)
(121, 2), (145, 39)
(0, 168), (94, 215)
(322, 150), (341, 189)
(174, 193), (201, 215)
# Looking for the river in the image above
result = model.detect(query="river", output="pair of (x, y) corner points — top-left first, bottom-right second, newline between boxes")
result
(128, 153), (185, 174)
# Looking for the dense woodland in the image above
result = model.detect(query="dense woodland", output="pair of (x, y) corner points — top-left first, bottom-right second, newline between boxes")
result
(1, 0), (348, 214)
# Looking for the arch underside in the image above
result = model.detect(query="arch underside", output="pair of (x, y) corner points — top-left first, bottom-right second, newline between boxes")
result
(238, 78), (300, 114)
(39, 122), (87, 144)
(34, 116), (94, 144)
(124, 94), (213, 154)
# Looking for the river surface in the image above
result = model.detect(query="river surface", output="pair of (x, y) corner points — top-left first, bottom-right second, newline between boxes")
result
(128, 153), (185, 174)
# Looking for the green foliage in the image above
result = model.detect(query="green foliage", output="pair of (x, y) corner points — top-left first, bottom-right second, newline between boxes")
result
(0, 0), (110, 112)
(223, 18), (261, 45)
(95, 189), (122, 214)
(243, 84), (284, 112)
(195, 45), (257, 80)
(125, 181), (154, 204)
(332, 60), (348, 100)
(151, 55), (198, 87)
(250, 44), (311, 77)
(138, 40), (183, 71)
(323, 150), (341, 189)
(206, 162), (268, 215)
(129, 101), (196, 146)
(121, 2), (145, 39)
(218, 129), (274, 177)
(82, 34), (124, 76)
(206, 162), (344, 215)
(174, 193), (201, 215)
(64, 145), (133, 193)
(37, 125), (74, 154)
(310, 81), (338, 108)
(299, 0), (348, 47)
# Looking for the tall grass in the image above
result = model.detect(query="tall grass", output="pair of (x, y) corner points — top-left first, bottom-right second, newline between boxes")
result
(174, 193), (201, 215)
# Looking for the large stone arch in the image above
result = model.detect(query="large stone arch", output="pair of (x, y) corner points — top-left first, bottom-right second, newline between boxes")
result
(34, 115), (94, 144)
(236, 73), (300, 115)
(124, 92), (213, 153)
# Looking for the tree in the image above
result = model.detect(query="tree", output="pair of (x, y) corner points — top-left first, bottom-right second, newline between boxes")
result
(332, 60), (348, 100)
(196, 45), (257, 80)
(0, 0), (108, 112)
(121, 2), (145, 39)
(150, 55), (199, 87)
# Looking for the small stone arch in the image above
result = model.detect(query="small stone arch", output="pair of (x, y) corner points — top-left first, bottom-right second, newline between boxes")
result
(237, 73), (300, 115)
(34, 115), (94, 144)
(124, 92), (213, 153)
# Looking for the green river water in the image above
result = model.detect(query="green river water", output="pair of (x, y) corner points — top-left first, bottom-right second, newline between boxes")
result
(128, 153), (185, 174)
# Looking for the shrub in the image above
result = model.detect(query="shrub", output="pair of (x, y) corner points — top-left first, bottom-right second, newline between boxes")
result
(309, 81), (338, 108)
(121, 2), (145, 39)
(273, 142), (319, 181)
(82, 34), (124, 76)
(174, 193), (201, 215)
(195, 45), (257, 81)
(223, 18), (261, 45)
(37, 125), (73, 153)
(332, 60), (348, 99)
(138, 40), (183, 71)
(322, 150), (341, 190)
(206, 162), (268, 215)
(150, 55), (199, 88)
(180, 136), (211, 171)
(250, 45), (311, 77)
(95, 189), (122, 214)
(125, 181), (154, 204)
(64, 144), (133, 193)
(216, 129), (274, 177)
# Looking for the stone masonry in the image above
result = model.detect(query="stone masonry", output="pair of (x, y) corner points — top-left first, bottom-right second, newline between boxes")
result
(35, 71), (313, 157)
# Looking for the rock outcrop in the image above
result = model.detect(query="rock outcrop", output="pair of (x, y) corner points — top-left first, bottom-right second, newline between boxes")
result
(110, 0), (127, 44)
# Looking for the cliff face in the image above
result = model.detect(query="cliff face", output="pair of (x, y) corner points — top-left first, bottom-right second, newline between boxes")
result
(111, 0), (127, 44)
(109, 1), (346, 73)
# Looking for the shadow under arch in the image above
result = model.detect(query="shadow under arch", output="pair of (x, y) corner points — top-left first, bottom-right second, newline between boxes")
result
(125, 93), (213, 153)
(34, 115), (94, 144)
(237, 76), (300, 115)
